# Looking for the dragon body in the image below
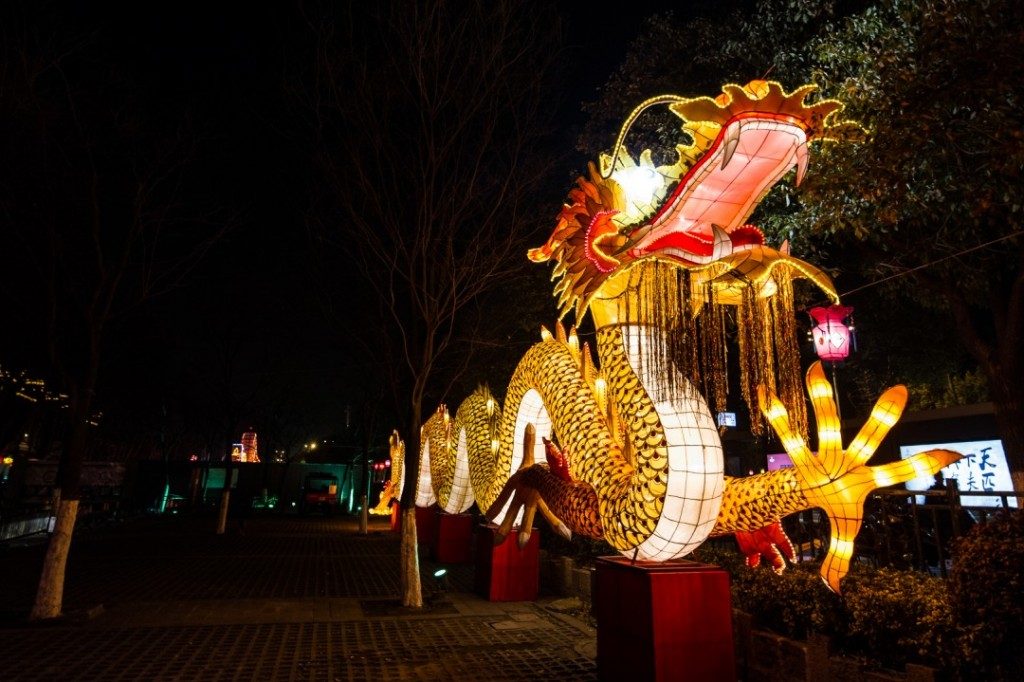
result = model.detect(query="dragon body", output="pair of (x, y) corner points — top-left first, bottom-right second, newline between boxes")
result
(397, 82), (959, 592)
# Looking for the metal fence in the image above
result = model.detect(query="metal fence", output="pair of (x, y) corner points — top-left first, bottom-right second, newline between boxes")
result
(0, 508), (56, 542)
(783, 483), (1020, 578)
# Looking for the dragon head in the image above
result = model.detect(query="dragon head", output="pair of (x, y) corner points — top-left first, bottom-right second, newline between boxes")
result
(531, 80), (863, 326)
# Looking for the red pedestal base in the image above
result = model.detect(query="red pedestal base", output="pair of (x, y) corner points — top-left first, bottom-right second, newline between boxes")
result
(389, 504), (400, 532)
(415, 506), (437, 549)
(594, 556), (736, 682)
(474, 524), (539, 601)
(430, 512), (474, 563)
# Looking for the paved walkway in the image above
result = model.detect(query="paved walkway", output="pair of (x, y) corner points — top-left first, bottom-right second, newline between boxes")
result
(0, 515), (597, 681)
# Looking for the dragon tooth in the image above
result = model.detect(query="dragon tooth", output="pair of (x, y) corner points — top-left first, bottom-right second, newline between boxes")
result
(795, 142), (808, 187)
(710, 225), (732, 260)
(721, 123), (740, 170)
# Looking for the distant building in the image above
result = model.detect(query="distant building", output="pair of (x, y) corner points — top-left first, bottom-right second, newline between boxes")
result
(241, 431), (259, 463)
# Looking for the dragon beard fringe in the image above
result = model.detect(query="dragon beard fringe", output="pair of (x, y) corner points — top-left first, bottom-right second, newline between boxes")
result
(621, 261), (807, 440)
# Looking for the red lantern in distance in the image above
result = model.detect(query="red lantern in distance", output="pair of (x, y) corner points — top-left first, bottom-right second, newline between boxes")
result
(810, 305), (854, 362)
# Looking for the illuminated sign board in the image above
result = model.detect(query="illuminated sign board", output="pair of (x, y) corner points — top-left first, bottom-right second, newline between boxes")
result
(766, 452), (794, 471)
(900, 440), (1016, 508)
(717, 412), (736, 427)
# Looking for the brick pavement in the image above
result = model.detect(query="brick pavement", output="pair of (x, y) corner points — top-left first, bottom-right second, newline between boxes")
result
(0, 515), (597, 681)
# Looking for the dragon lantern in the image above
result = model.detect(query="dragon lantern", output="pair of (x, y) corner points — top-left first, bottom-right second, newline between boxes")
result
(389, 81), (959, 592)
(370, 431), (404, 515)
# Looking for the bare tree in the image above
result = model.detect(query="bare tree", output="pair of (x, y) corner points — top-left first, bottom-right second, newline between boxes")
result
(300, 0), (560, 606)
(0, 11), (230, 619)
(195, 322), (274, 534)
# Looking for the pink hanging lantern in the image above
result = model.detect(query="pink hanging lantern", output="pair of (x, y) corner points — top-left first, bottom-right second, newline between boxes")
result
(810, 305), (854, 362)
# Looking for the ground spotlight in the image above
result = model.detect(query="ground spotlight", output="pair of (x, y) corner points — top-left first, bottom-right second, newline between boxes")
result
(432, 567), (450, 596)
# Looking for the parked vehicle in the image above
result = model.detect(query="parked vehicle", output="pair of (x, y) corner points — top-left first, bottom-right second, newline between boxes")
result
(300, 472), (339, 515)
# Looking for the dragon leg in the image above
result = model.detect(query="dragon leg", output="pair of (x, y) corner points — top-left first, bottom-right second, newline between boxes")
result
(487, 464), (602, 545)
(486, 423), (587, 546)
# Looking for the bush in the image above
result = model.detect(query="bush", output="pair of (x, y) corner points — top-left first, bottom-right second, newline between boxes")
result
(553, 512), (1023, 677)
(694, 543), (841, 641)
(733, 563), (842, 641)
(694, 514), (1024, 678)
(697, 545), (962, 671)
(949, 511), (1024, 679)
(539, 530), (613, 567)
(841, 567), (959, 670)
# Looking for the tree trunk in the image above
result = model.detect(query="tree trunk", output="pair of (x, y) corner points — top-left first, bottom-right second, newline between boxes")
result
(990, 378), (1024, 506)
(216, 489), (231, 534)
(399, 403), (423, 607)
(29, 497), (79, 620)
(947, 287), (1024, 504)
(30, 390), (92, 621)
(217, 434), (235, 534)
(399, 507), (422, 607)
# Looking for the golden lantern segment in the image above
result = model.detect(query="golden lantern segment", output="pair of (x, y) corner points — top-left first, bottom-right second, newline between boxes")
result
(368, 479), (394, 515)
(370, 430), (405, 515)
(593, 376), (608, 419)
(415, 409), (441, 508)
(396, 81), (954, 592)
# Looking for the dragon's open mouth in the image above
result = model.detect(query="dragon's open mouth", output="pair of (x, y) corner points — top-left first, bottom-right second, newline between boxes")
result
(531, 80), (860, 320)
(627, 116), (808, 265)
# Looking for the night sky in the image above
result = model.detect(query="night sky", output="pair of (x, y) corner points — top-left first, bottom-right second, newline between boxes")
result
(3, 0), (740, 457)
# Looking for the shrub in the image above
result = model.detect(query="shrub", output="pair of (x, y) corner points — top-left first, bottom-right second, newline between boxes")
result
(566, 513), (1023, 677)
(732, 562), (842, 640)
(540, 530), (613, 567)
(949, 511), (1024, 679)
(698, 545), (963, 671)
(841, 567), (959, 670)
(694, 543), (840, 641)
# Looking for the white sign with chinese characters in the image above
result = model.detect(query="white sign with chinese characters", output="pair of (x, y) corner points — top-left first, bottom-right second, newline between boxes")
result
(900, 439), (1017, 508)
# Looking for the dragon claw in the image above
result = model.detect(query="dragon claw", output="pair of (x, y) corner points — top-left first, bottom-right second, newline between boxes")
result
(554, 521), (572, 541)
(736, 520), (795, 575)
(517, 528), (532, 550)
(761, 362), (963, 592)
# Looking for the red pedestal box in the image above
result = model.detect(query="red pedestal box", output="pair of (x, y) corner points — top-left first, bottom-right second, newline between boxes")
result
(430, 512), (474, 563)
(594, 556), (736, 682)
(390, 503), (400, 532)
(415, 505), (437, 549)
(474, 524), (539, 601)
